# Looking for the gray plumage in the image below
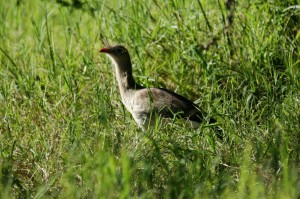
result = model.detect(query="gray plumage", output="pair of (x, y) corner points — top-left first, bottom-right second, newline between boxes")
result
(99, 45), (218, 131)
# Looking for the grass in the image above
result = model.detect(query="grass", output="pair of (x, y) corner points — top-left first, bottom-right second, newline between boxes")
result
(0, 0), (300, 198)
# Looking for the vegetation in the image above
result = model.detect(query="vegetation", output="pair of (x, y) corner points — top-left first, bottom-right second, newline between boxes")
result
(0, 0), (299, 198)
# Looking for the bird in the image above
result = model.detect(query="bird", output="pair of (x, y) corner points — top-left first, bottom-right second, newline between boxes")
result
(99, 45), (220, 136)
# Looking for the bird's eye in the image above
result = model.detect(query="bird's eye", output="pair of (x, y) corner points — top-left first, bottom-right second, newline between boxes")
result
(116, 48), (125, 54)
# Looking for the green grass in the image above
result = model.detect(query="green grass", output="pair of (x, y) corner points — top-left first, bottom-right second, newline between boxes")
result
(0, 0), (300, 198)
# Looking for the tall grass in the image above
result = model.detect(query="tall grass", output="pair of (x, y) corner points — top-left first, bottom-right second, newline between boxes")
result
(0, 0), (299, 198)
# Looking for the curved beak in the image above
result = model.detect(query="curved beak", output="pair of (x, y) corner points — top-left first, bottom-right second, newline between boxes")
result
(99, 48), (110, 53)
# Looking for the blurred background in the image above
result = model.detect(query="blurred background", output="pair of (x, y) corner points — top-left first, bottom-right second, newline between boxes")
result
(0, 0), (299, 198)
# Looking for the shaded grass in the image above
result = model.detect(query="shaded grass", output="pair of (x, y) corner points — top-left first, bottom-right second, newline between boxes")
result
(0, 0), (300, 198)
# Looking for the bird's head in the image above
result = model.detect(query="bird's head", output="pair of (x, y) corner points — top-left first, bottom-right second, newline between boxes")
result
(99, 45), (131, 69)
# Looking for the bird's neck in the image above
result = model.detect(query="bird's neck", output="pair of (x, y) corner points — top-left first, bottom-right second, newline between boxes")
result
(114, 62), (137, 94)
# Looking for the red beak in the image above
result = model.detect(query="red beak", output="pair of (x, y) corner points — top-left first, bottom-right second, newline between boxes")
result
(99, 48), (110, 53)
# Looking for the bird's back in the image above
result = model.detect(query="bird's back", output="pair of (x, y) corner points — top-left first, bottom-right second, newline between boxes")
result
(125, 87), (208, 128)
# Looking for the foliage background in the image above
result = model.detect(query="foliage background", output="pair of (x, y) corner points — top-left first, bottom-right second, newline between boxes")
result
(0, 0), (300, 198)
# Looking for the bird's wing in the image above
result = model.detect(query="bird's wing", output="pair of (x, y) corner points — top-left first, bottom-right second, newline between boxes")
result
(135, 88), (206, 123)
